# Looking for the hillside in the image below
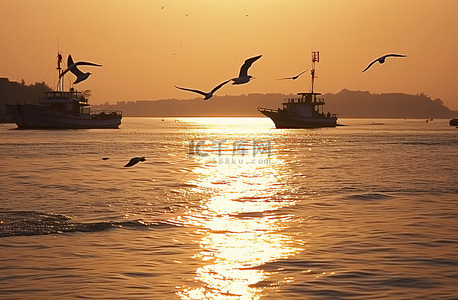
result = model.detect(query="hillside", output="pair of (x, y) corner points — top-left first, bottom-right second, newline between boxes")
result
(324, 89), (455, 118)
(0, 78), (52, 122)
(94, 90), (457, 119)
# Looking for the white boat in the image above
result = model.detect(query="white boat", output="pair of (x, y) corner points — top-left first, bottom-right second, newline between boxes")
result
(258, 51), (337, 128)
(5, 53), (122, 129)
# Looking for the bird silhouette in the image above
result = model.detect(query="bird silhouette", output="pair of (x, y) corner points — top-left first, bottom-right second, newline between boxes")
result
(231, 55), (262, 84)
(124, 157), (145, 167)
(60, 55), (102, 84)
(363, 54), (406, 72)
(278, 68), (310, 80)
(175, 80), (230, 100)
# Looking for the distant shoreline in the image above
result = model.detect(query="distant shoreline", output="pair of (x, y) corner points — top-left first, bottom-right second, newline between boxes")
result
(1, 77), (457, 120)
(92, 90), (458, 119)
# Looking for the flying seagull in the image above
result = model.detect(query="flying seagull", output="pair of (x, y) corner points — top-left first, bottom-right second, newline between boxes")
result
(60, 55), (102, 84)
(278, 68), (310, 80)
(362, 54), (406, 72)
(124, 157), (145, 167)
(175, 80), (230, 100)
(231, 55), (262, 84)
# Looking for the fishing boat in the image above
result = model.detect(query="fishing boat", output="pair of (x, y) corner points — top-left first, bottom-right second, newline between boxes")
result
(258, 51), (337, 128)
(449, 119), (458, 126)
(5, 53), (121, 129)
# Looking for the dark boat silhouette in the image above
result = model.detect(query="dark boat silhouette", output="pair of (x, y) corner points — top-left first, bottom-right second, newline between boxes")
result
(258, 51), (337, 128)
(5, 53), (121, 129)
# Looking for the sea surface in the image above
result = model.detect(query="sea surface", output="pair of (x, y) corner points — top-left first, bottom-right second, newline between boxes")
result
(0, 117), (457, 299)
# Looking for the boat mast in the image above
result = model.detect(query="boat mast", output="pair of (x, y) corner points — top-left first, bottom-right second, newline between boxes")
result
(311, 51), (319, 93)
(57, 52), (63, 91)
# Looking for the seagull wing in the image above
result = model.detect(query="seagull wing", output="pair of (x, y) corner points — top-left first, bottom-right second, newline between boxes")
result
(210, 80), (231, 94)
(238, 55), (262, 77)
(67, 55), (74, 67)
(74, 61), (103, 67)
(294, 70), (308, 78)
(362, 59), (378, 72)
(175, 86), (208, 97)
(384, 54), (407, 58)
(68, 64), (85, 78)
(124, 157), (145, 167)
(278, 68), (309, 80)
(278, 76), (294, 80)
(124, 158), (139, 167)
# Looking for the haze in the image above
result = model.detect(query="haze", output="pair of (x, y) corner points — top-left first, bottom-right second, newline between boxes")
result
(1, 0), (457, 109)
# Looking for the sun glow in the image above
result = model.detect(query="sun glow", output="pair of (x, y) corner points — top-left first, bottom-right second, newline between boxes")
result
(174, 138), (303, 299)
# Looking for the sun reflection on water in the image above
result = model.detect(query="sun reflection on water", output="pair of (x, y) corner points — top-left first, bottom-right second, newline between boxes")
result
(173, 132), (304, 299)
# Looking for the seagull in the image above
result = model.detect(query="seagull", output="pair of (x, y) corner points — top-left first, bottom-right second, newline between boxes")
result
(362, 54), (406, 72)
(278, 68), (310, 80)
(124, 157), (145, 167)
(175, 80), (230, 100)
(60, 55), (102, 84)
(231, 55), (262, 85)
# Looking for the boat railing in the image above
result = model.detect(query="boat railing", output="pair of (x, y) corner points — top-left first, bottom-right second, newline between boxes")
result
(42, 91), (83, 100)
(313, 111), (339, 119)
(284, 98), (301, 104)
(282, 97), (326, 105)
(257, 107), (278, 113)
(91, 110), (122, 116)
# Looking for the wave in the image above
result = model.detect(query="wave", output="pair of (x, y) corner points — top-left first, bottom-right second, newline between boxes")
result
(344, 193), (393, 201)
(0, 211), (179, 238)
(400, 141), (458, 146)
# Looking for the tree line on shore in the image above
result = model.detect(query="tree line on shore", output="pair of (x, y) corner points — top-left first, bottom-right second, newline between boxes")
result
(95, 89), (456, 119)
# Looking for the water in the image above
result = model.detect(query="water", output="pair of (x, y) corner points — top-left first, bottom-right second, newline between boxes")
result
(0, 118), (457, 299)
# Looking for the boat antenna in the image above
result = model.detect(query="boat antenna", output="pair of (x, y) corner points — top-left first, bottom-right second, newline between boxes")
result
(311, 51), (319, 93)
(57, 38), (63, 91)
(57, 52), (63, 91)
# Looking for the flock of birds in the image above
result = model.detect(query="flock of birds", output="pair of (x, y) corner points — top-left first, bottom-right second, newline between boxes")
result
(175, 54), (262, 100)
(174, 53), (407, 100)
(62, 52), (406, 167)
(62, 52), (407, 102)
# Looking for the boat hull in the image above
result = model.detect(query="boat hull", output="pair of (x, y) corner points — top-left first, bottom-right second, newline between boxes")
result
(259, 109), (337, 128)
(6, 104), (121, 129)
(450, 119), (458, 126)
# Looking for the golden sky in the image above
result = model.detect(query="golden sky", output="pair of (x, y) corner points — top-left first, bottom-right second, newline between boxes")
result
(1, 0), (457, 109)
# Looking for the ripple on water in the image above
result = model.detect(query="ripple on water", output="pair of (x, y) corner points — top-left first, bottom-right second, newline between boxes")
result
(343, 192), (392, 201)
(0, 211), (180, 237)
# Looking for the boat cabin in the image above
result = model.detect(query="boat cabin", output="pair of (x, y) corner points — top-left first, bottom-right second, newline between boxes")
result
(38, 90), (90, 115)
(278, 92), (336, 118)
